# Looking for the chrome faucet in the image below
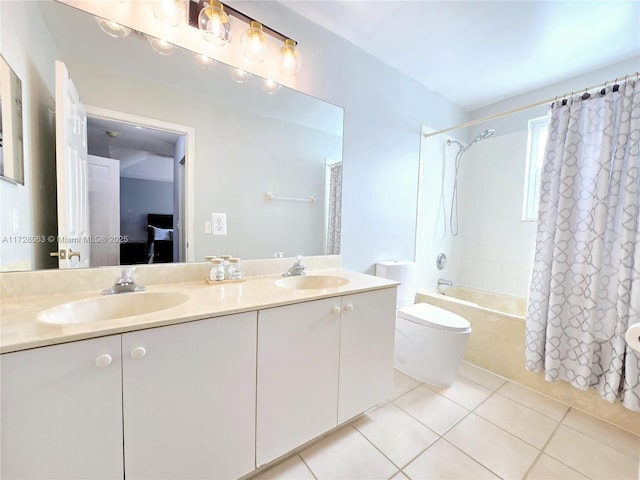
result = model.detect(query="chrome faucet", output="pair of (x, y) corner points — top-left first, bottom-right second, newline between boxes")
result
(283, 255), (306, 277)
(437, 278), (453, 288)
(103, 268), (146, 295)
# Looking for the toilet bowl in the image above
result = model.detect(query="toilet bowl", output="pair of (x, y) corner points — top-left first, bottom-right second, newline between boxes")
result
(394, 303), (471, 387)
(375, 261), (471, 387)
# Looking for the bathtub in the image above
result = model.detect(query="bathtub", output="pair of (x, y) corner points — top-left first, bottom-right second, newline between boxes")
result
(416, 286), (640, 435)
(416, 287), (527, 382)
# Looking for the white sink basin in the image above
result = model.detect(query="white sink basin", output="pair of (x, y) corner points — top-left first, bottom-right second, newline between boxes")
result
(275, 275), (349, 290)
(39, 292), (190, 325)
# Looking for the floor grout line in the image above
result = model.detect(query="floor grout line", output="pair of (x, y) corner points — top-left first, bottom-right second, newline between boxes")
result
(520, 407), (572, 480)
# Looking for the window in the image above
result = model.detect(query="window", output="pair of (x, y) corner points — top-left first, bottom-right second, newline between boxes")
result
(523, 115), (548, 221)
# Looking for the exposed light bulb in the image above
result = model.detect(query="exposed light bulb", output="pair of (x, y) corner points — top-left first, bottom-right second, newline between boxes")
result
(96, 17), (131, 38)
(262, 79), (281, 95)
(198, 0), (231, 46)
(231, 68), (251, 84)
(153, 0), (187, 27)
(241, 21), (269, 63)
(279, 39), (301, 76)
(196, 54), (216, 70)
(146, 36), (176, 56)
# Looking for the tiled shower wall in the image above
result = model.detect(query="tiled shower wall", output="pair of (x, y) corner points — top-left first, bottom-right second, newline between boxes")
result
(456, 129), (537, 298)
(416, 127), (537, 298)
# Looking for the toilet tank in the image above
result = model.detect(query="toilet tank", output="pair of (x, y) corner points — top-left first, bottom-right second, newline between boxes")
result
(375, 261), (416, 308)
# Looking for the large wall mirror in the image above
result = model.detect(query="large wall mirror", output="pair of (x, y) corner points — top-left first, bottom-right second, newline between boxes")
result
(0, 0), (343, 272)
(0, 54), (24, 185)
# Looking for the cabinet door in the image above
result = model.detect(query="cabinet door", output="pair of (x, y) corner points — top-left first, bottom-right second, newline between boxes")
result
(122, 312), (257, 480)
(338, 287), (397, 423)
(1, 336), (123, 479)
(257, 298), (341, 466)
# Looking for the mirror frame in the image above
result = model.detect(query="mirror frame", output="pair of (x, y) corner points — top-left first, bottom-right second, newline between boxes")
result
(0, 54), (25, 185)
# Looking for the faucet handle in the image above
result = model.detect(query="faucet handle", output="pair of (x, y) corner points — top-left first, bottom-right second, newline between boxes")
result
(294, 255), (305, 265)
(119, 267), (135, 281)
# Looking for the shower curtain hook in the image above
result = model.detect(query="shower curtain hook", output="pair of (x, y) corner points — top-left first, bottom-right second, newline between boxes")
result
(581, 87), (589, 100)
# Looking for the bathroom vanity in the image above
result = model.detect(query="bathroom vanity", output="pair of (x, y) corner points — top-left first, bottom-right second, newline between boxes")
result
(0, 267), (397, 479)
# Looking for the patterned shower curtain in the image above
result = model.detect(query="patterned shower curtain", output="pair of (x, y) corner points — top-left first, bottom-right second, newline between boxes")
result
(326, 162), (342, 255)
(525, 78), (640, 411)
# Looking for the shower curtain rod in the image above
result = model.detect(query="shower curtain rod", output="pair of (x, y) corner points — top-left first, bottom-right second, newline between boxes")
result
(423, 71), (639, 139)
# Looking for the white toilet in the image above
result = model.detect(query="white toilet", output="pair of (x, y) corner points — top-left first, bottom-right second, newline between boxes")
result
(376, 261), (471, 387)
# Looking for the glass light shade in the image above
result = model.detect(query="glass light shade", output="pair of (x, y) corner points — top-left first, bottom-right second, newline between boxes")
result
(96, 17), (131, 38)
(146, 36), (176, 56)
(231, 68), (251, 84)
(262, 79), (281, 95)
(198, 1), (231, 46)
(279, 39), (301, 76)
(196, 54), (216, 70)
(153, 0), (187, 27)
(241, 21), (269, 63)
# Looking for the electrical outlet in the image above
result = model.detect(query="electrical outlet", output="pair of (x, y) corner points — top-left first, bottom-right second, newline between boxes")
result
(204, 221), (212, 234)
(211, 213), (227, 236)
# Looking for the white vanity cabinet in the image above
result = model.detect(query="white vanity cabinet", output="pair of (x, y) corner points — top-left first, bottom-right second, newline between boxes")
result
(122, 312), (257, 480)
(1, 336), (124, 480)
(256, 297), (341, 466)
(338, 288), (397, 423)
(256, 287), (396, 466)
(1, 312), (257, 480)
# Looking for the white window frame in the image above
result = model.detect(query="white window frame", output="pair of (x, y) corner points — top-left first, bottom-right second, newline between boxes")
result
(522, 115), (548, 221)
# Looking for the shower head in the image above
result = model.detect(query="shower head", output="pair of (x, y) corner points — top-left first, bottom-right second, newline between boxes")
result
(468, 128), (495, 147)
(446, 128), (495, 153)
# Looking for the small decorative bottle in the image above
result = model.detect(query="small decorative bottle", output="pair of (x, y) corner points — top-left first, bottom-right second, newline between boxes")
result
(227, 257), (243, 280)
(209, 258), (225, 281)
(219, 254), (232, 278)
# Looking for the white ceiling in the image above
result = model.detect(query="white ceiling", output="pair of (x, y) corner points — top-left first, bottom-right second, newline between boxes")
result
(278, 0), (640, 110)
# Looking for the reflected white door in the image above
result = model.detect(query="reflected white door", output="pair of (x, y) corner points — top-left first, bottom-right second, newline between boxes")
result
(55, 61), (90, 268)
(88, 155), (120, 266)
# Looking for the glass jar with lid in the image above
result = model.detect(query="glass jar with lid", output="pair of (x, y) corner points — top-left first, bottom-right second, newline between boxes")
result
(227, 257), (243, 280)
(219, 254), (232, 277)
(209, 258), (225, 281)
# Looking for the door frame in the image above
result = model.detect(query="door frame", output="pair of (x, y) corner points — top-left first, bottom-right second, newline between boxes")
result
(84, 105), (195, 263)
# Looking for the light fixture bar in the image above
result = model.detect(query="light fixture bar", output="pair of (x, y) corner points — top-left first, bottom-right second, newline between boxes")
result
(188, 0), (297, 46)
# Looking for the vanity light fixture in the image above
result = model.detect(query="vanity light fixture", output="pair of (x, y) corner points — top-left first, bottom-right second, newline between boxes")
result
(197, 0), (231, 46)
(196, 53), (216, 69)
(279, 39), (301, 76)
(96, 17), (131, 38)
(153, 0), (188, 27)
(188, 0), (301, 76)
(262, 79), (281, 95)
(241, 21), (269, 63)
(146, 35), (177, 55)
(231, 68), (251, 83)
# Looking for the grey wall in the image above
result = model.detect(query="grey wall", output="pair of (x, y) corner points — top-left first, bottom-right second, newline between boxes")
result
(0, 1), (58, 270)
(120, 177), (173, 244)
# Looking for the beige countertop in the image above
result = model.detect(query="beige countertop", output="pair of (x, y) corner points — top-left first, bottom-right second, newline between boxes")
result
(0, 269), (397, 354)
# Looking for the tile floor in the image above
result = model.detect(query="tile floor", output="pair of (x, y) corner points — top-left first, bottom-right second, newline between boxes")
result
(251, 362), (640, 480)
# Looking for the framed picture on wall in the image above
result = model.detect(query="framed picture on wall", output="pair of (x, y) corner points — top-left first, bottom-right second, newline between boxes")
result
(0, 54), (24, 185)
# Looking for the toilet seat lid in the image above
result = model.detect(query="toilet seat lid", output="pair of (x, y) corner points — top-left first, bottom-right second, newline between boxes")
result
(398, 303), (471, 332)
